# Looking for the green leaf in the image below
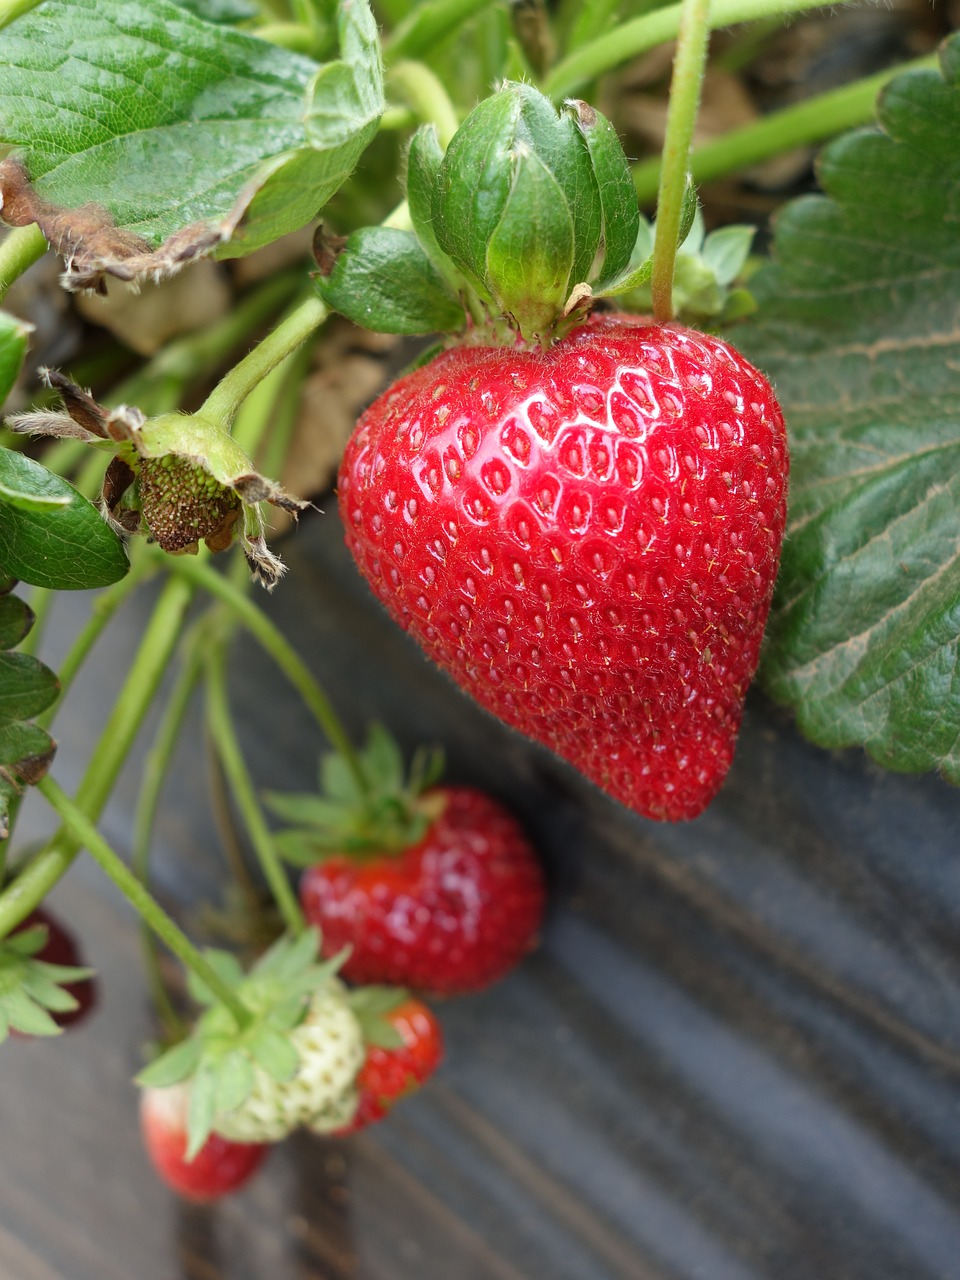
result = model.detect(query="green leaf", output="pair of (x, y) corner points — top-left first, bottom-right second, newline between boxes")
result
(214, 1049), (255, 1114)
(734, 38), (960, 782)
(0, 594), (34, 650)
(264, 791), (349, 827)
(0, 312), (30, 406)
(702, 224), (755, 287)
(0, 986), (60, 1037)
(349, 984), (406, 1047)
(137, 1037), (203, 1089)
(174, 0), (258, 21)
(362, 723), (406, 791)
(186, 948), (245, 1005)
(0, 0), (383, 274)
(406, 125), (464, 294)
(0, 652), (59, 723)
(0, 448), (128, 590)
(315, 226), (465, 335)
(186, 1061), (219, 1159)
(247, 1024), (300, 1082)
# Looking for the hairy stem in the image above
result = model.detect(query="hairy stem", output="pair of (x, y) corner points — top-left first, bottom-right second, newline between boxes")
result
(0, 574), (194, 938)
(545, 0), (827, 99)
(0, 224), (47, 303)
(163, 553), (367, 794)
(388, 60), (460, 147)
(204, 655), (305, 935)
(200, 295), (327, 430)
(633, 52), (940, 203)
(651, 0), (711, 323)
(38, 776), (253, 1031)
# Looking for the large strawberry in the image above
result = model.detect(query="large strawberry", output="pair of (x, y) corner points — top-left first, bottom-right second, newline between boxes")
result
(269, 727), (545, 994)
(319, 83), (788, 822)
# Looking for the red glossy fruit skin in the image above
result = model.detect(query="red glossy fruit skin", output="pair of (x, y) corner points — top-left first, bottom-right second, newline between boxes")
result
(338, 998), (443, 1134)
(299, 786), (545, 994)
(13, 907), (97, 1032)
(140, 1086), (269, 1202)
(338, 314), (788, 821)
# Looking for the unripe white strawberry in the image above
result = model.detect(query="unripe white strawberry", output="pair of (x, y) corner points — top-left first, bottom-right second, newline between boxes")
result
(213, 981), (364, 1143)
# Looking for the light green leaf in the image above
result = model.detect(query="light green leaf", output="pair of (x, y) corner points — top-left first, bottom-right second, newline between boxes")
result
(137, 1037), (203, 1089)
(734, 37), (960, 782)
(0, 0), (383, 278)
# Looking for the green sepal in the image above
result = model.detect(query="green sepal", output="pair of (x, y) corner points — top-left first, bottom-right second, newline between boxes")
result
(349, 985), (407, 1049)
(215, 1048), (256, 1112)
(485, 149), (576, 342)
(267, 723), (445, 864)
(314, 226), (465, 335)
(0, 312), (30, 407)
(0, 933), (95, 1042)
(406, 125), (465, 295)
(186, 947), (246, 1006)
(137, 1036), (204, 1089)
(247, 1024), (300, 1082)
(569, 101), (640, 289)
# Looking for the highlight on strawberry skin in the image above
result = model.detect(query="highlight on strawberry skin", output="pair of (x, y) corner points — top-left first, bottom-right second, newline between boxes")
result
(140, 1084), (270, 1202)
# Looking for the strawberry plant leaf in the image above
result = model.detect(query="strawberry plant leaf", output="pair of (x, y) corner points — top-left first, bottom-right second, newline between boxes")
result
(214, 1049), (255, 1114)
(735, 37), (960, 782)
(247, 1025), (300, 1082)
(0, 595), (34, 650)
(0, 652), (59, 723)
(0, 585), (57, 838)
(0, 0), (383, 281)
(0, 312), (30, 406)
(186, 1060), (219, 1159)
(137, 1037), (204, 1089)
(0, 448), (129, 590)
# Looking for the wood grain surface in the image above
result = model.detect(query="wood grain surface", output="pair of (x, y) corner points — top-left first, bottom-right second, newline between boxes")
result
(2, 507), (959, 1280)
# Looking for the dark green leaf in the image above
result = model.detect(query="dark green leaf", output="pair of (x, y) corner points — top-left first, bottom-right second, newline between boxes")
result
(734, 39), (960, 781)
(0, 311), (30, 406)
(0, 720), (55, 769)
(0, 652), (59, 723)
(0, 448), (128, 590)
(0, 0), (382, 270)
(0, 594), (34, 650)
(315, 226), (465, 334)
(137, 1037), (203, 1088)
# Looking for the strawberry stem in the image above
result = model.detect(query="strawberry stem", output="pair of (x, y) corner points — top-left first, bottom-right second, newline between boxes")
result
(545, 0), (828, 99)
(650, 0), (711, 323)
(0, 222), (46, 303)
(387, 60), (460, 147)
(632, 52), (939, 205)
(0, 573), (194, 937)
(204, 652), (306, 936)
(163, 553), (369, 797)
(36, 776), (254, 1032)
(199, 294), (328, 431)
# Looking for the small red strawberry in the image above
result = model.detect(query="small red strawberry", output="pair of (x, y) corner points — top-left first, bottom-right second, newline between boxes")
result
(140, 1084), (269, 1201)
(338, 996), (443, 1134)
(4, 906), (97, 1038)
(298, 785), (544, 994)
(320, 83), (788, 822)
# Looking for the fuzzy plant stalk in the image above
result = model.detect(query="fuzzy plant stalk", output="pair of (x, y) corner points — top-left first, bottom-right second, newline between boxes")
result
(650, 0), (711, 322)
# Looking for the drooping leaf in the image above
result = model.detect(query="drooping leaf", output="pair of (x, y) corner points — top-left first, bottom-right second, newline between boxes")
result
(734, 37), (960, 782)
(0, 0), (383, 283)
(0, 448), (128, 589)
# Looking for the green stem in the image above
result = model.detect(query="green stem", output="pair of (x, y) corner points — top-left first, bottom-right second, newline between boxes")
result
(133, 643), (206, 1042)
(651, 0), (711, 323)
(633, 52), (940, 204)
(162, 553), (368, 795)
(256, 21), (317, 53)
(230, 350), (298, 461)
(0, 574), (194, 938)
(544, 0), (826, 99)
(200, 295), (327, 430)
(204, 655), (305, 935)
(387, 60), (460, 147)
(37, 552), (155, 729)
(0, 225), (47, 303)
(37, 776), (253, 1031)
(385, 0), (497, 62)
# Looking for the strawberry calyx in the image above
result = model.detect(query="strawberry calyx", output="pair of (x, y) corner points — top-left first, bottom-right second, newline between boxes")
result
(0, 916), (95, 1040)
(136, 927), (355, 1158)
(6, 371), (307, 589)
(266, 723), (446, 865)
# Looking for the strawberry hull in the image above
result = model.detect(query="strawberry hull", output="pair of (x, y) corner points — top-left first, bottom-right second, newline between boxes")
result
(339, 315), (788, 821)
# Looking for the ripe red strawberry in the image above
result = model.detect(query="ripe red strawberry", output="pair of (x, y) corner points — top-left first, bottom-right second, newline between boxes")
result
(338, 315), (787, 821)
(338, 997), (443, 1134)
(140, 1084), (269, 1201)
(299, 786), (545, 993)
